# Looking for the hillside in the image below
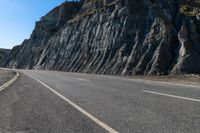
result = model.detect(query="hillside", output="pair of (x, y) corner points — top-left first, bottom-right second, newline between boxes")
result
(2, 0), (200, 75)
(0, 49), (10, 66)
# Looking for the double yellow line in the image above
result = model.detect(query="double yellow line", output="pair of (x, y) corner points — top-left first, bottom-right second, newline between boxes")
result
(0, 71), (19, 92)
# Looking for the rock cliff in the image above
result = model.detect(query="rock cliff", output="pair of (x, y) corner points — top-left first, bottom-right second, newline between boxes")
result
(0, 49), (10, 66)
(2, 0), (200, 75)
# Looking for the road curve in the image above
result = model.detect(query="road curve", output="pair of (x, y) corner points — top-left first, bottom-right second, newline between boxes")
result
(0, 70), (200, 133)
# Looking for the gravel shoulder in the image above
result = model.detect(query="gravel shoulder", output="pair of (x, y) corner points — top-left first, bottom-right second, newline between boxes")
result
(129, 74), (200, 86)
(0, 70), (16, 86)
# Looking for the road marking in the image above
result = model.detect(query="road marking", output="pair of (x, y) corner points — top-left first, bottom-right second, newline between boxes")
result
(29, 76), (118, 133)
(0, 71), (19, 92)
(142, 90), (200, 103)
(76, 78), (90, 82)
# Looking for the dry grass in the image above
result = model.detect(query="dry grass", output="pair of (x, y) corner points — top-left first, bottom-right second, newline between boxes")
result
(68, 0), (120, 24)
(179, 0), (200, 16)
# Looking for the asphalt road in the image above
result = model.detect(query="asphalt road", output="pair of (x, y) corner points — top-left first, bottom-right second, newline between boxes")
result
(0, 70), (200, 133)
(0, 70), (15, 86)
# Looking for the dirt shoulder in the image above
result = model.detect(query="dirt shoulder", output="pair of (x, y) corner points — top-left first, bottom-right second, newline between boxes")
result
(129, 74), (200, 87)
(0, 70), (16, 86)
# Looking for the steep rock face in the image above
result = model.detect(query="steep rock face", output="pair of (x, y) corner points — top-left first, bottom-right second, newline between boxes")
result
(0, 49), (10, 66)
(3, 0), (200, 75)
(3, 1), (82, 69)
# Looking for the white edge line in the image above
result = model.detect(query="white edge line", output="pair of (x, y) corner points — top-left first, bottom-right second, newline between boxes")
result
(76, 78), (90, 82)
(28, 75), (118, 133)
(0, 71), (19, 92)
(142, 90), (200, 103)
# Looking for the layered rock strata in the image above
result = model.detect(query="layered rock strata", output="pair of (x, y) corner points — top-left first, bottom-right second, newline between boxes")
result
(2, 0), (200, 75)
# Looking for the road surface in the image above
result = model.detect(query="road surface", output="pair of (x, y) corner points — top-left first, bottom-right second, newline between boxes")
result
(0, 70), (200, 133)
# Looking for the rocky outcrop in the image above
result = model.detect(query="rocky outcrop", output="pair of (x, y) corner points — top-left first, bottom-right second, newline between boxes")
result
(0, 49), (10, 66)
(2, 0), (200, 75)
(2, 1), (82, 69)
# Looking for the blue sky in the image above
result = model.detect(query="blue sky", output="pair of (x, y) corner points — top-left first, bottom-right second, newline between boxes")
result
(0, 0), (68, 49)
